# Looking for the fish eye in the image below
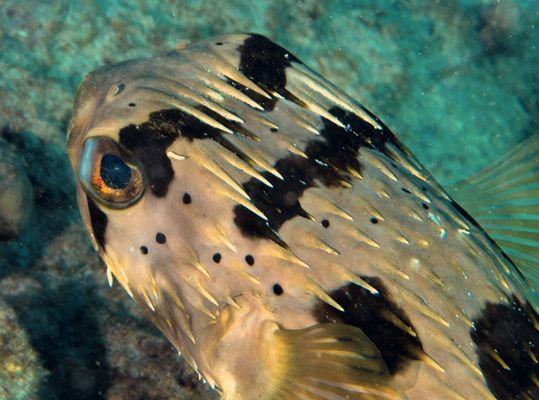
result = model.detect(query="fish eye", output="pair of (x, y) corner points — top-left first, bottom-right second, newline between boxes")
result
(79, 136), (145, 208)
(100, 154), (132, 189)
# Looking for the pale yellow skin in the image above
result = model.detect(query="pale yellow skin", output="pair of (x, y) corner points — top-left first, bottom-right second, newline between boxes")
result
(67, 34), (530, 399)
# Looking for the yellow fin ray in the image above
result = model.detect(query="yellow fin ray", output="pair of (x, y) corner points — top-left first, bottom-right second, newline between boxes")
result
(264, 323), (401, 400)
(451, 135), (539, 303)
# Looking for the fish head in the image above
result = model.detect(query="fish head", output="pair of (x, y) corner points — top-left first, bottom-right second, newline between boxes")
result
(68, 49), (258, 348)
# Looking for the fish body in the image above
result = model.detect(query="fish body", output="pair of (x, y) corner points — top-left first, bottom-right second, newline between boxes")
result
(67, 34), (539, 399)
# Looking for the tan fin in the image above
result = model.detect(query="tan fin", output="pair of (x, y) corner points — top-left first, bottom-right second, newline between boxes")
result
(265, 323), (402, 400)
(451, 135), (539, 299)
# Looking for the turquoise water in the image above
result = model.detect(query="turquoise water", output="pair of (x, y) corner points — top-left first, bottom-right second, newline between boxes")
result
(0, 1), (537, 399)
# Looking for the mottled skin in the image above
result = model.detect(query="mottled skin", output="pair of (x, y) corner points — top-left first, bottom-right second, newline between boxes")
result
(67, 34), (538, 399)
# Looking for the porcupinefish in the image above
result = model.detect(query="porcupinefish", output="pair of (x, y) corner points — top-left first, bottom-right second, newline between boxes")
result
(67, 34), (539, 400)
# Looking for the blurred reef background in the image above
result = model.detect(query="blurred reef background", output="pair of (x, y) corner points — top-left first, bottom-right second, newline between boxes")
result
(0, 0), (537, 399)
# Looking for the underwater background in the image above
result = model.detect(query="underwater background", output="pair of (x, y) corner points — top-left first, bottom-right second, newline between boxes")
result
(0, 1), (537, 399)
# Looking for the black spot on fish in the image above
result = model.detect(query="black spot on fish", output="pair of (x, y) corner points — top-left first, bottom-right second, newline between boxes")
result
(321, 219), (330, 228)
(273, 283), (283, 295)
(245, 254), (255, 266)
(370, 217), (379, 224)
(128, 102), (136, 107)
(155, 232), (166, 244)
(212, 253), (221, 263)
(422, 203), (429, 210)
(471, 296), (539, 400)
(233, 106), (401, 245)
(313, 277), (423, 375)
(237, 34), (302, 111)
(86, 195), (107, 251)
(140, 245), (148, 255)
(182, 193), (192, 204)
(401, 187), (412, 194)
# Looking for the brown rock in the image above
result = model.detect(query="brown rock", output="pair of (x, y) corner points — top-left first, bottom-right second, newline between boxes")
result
(0, 139), (33, 239)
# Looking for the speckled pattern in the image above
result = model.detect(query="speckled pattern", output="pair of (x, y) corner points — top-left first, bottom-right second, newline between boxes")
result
(0, 1), (537, 399)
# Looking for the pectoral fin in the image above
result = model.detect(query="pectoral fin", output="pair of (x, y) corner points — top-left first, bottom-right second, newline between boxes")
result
(265, 323), (402, 400)
(450, 135), (539, 304)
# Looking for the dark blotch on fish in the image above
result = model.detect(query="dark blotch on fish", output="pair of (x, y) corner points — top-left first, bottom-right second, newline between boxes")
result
(471, 296), (539, 400)
(119, 109), (222, 197)
(237, 33), (302, 111)
(313, 277), (423, 375)
(86, 195), (108, 250)
(233, 106), (401, 245)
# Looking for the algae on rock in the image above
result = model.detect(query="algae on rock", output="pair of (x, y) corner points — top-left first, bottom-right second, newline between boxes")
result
(0, 299), (45, 400)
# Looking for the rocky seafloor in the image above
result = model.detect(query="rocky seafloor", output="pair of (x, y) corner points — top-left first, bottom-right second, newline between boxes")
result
(0, 1), (537, 399)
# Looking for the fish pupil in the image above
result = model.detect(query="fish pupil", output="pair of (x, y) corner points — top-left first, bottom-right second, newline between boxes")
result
(100, 153), (131, 189)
